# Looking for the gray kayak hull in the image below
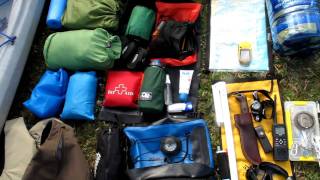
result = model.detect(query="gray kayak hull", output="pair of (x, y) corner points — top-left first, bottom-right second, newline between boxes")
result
(0, 0), (45, 130)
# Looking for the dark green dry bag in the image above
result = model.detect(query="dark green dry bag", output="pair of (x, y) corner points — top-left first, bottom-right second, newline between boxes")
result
(138, 62), (166, 114)
(125, 6), (156, 41)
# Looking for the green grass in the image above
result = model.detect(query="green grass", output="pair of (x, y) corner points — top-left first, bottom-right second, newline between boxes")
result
(7, 0), (320, 179)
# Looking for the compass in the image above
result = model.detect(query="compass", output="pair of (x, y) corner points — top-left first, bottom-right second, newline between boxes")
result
(160, 136), (182, 156)
(294, 112), (315, 129)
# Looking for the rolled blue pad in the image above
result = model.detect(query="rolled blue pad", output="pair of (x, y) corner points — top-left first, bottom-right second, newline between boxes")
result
(46, 0), (67, 29)
(61, 71), (97, 121)
(23, 68), (69, 118)
(124, 119), (214, 169)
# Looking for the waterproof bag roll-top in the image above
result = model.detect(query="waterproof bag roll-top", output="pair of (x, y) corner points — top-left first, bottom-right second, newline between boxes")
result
(62, 0), (122, 31)
(61, 71), (97, 121)
(44, 28), (121, 71)
(138, 60), (166, 114)
(125, 6), (156, 41)
(23, 69), (69, 118)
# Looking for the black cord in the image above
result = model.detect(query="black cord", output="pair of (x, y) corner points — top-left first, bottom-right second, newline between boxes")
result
(132, 133), (191, 165)
(168, 135), (190, 163)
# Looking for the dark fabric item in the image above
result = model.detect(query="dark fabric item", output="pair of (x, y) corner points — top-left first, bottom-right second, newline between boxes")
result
(166, 63), (199, 109)
(23, 119), (91, 180)
(138, 66), (166, 114)
(127, 163), (213, 180)
(98, 107), (144, 124)
(191, 127), (211, 165)
(148, 20), (195, 59)
(127, 47), (148, 70)
(121, 41), (138, 63)
(95, 128), (122, 180)
(0, 129), (4, 176)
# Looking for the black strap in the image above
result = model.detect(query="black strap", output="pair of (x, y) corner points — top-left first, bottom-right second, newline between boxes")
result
(246, 162), (289, 180)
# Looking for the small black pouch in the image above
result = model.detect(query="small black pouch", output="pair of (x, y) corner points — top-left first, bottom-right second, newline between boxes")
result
(148, 20), (195, 59)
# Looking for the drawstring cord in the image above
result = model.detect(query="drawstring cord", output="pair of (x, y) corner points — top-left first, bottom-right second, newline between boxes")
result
(0, 31), (16, 48)
(0, 16), (16, 48)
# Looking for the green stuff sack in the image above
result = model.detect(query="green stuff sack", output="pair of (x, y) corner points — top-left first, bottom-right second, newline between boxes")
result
(125, 6), (156, 41)
(62, 0), (122, 31)
(138, 61), (166, 114)
(44, 28), (121, 71)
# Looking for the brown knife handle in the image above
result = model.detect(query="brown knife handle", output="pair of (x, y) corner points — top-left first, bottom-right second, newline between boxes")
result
(235, 93), (249, 113)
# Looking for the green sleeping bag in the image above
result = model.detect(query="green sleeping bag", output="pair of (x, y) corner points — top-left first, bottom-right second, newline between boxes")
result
(62, 0), (122, 31)
(44, 28), (121, 71)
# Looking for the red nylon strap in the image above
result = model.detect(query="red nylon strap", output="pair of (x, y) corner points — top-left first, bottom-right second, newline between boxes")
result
(151, 53), (197, 67)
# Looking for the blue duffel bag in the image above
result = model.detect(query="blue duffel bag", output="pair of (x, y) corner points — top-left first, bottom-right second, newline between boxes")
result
(61, 71), (97, 121)
(23, 69), (69, 118)
(124, 119), (214, 179)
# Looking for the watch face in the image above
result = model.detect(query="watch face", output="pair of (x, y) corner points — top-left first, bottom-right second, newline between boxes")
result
(295, 112), (315, 129)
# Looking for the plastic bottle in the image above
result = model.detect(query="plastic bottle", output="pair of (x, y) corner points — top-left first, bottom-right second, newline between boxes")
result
(167, 102), (193, 113)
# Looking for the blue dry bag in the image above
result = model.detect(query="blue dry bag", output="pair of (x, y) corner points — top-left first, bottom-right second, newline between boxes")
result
(46, 0), (67, 29)
(124, 119), (214, 179)
(61, 71), (97, 121)
(23, 69), (69, 118)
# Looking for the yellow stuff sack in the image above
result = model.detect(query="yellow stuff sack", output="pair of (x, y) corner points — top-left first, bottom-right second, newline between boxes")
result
(221, 80), (293, 179)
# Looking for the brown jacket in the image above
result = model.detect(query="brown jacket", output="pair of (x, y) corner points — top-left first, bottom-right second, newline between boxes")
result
(23, 118), (91, 180)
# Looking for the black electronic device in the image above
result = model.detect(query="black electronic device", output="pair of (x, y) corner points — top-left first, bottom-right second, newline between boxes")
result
(272, 95), (289, 161)
(254, 126), (273, 153)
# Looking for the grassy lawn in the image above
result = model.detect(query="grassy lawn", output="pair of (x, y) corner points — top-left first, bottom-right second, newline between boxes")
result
(7, 0), (320, 179)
